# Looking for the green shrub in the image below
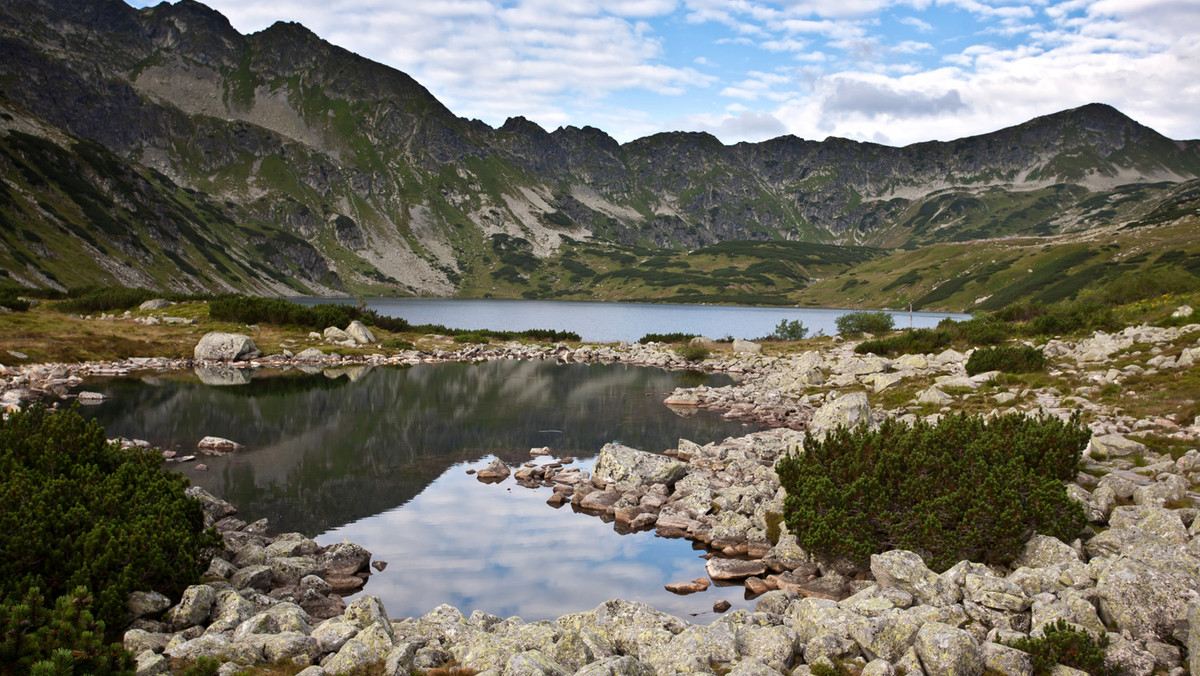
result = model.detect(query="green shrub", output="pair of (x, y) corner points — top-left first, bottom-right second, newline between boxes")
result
(835, 310), (894, 337)
(381, 338), (416, 350)
(452, 332), (489, 344)
(0, 586), (134, 675)
(0, 405), (222, 638)
(771, 319), (808, 341)
(675, 344), (711, 363)
(777, 412), (1089, 571)
(638, 332), (698, 344)
(0, 288), (31, 312)
(1005, 619), (1116, 675)
(208, 296), (410, 333)
(966, 345), (1047, 376)
(855, 328), (951, 356)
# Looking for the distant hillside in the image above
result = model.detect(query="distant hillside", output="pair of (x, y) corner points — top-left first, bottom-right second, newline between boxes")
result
(1, 0), (1198, 306)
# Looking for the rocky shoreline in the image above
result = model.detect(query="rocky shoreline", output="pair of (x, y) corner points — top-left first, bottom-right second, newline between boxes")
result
(4, 320), (1200, 675)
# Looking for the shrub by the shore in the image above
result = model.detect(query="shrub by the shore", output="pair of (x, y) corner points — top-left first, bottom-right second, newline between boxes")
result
(0, 405), (222, 650)
(777, 411), (1089, 571)
(835, 310), (894, 337)
(966, 344), (1047, 376)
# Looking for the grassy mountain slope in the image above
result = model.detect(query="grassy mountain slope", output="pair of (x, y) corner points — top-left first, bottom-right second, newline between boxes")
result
(1, 0), (1199, 308)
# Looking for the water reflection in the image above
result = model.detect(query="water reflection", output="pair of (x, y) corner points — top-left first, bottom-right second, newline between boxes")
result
(83, 361), (762, 620)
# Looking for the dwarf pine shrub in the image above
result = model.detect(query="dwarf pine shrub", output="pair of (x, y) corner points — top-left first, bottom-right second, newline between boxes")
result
(777, 411), (1088, 571)
(1005, 619), (1116, 675)
(0, 405), (222, 639)
(0, 586), (133, 675)
(965, 344), (1047, 376)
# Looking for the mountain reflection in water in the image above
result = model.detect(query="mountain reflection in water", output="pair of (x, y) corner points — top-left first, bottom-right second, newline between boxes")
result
(82, 361), (763, 620)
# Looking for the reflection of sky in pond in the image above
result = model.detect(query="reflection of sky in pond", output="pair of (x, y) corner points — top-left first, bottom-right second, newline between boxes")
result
(81, 361), (762, 622)
(326, 457), (755, 623)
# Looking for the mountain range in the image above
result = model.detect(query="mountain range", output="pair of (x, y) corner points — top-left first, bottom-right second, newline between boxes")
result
(1, 0), (1199, 310)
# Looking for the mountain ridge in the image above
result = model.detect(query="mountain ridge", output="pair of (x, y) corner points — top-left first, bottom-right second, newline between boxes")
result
(1, 0), (1198, 304)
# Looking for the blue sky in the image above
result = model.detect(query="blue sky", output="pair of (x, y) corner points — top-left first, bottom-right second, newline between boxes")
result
(124, 0), (1200, 146)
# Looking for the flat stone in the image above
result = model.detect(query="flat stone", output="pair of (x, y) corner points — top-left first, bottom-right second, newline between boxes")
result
(706, 558), (767, 580)
(665, 578), (711, 595)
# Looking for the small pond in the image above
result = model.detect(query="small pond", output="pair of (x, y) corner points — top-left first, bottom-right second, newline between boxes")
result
(82, 360), (765, 621)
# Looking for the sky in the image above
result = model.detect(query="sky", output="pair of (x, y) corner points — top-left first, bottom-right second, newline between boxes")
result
(123, 0), (1200, 147)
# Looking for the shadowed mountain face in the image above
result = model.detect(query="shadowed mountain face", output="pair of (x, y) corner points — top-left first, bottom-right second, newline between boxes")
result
(80, 361), (755, 535)
(1, 0), (1198, 297)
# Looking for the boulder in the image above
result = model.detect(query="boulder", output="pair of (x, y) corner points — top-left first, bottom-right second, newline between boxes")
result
(914, 621), (983, 676)
(1086, 434), (1147, 460)
(345, 320), (376, 345)
(193, 332), (261, 361)
(319, 541), (372, 577)
(917, 387), (955, 405)
(164, 585), (216, 631)
(139, 298), (173, 311)
(477, 457), (512, 481)
(707, 558), (767, 580)
(127, 590), (172, 619)
(232, 603), (313, 641)
(505, 649), (571, 676)
(733, 339), (762, 354)
(323, 326), (352, 342)
(294, 348), (327, 362)
(809, 392), (870, 431)
(593, 444), (687, 489)
(1012, 535), (1081, 569)
(322, 623), (395, 675)
(870, 550), (960, 607)
(197, 436), (243, 453)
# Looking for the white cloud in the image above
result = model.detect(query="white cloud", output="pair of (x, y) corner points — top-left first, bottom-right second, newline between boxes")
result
(898, 15), (934, 31)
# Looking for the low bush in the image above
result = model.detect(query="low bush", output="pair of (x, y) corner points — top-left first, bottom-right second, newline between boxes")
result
(0, 586), (134, 675)
(855, 328), (951, 356)
(675, 344), (711, 363)
(835, 310), (894, 337)
(381, 338), (415, 350)
(638, 332), (698, 344)
(0, 405), (222, 639)
(208, 296), (410, 333)
(966, 345), (1047, 376)
(770, 319), (808, 341)
(1004, 619), (1116, 675)
(452, 332), (489, 344)
(0, 288), (31, 312)
(777, 411), (1089, 571)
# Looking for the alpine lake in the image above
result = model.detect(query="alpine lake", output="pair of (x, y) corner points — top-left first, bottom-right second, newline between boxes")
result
(81, 300), (968, 622)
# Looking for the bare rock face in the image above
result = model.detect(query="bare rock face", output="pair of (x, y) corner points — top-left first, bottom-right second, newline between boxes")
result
(809, 392), (871, 432)
(193, 332), (261, 361)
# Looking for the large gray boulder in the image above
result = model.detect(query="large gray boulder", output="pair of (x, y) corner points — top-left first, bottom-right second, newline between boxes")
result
(193, 332), (261, 361)
(345, 321), (376, 345)
(809, 392), (871, 431)
(593, 444), (688, 489)
(870, 550), (961, 607)
(163, 585), (216, 631)
(321, 623), (395, 675)
(914, 621), (983, 676)
(1086, 434), (1147, 460)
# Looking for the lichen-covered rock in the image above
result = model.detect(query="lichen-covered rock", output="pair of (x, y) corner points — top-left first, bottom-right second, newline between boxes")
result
(809, 392), (870, 431)
(552, 628), (617, 671)
(572, 655), (654, 675)
(871, 551), (961, 607)
(734, 624), (797, 672)
(981, 641), (1033, 676)
(321, 623), (395, 675)
(448, 626), (518, 673)
(311, 617), (359, 654)
(914, 621), (983, 676)
(1030, 590), (1106, 638)
(124, 628), (172, 655)
(849, 610), (923, 663)
(1012, 535), (1081, 569)
(127, 590), (172, 620)
(1086, 434), (1147, 459)
(505, 649), (571, 676)
(593, 444), (688, 489)
(233, 603), (313, 641)
(257, 631), (322, 663)
(342, 595), (393, 642)
(207, 589), (257, 634)
(964, 574), (1029, 612)
(319, 540), (372, 577)
(164, 585), (217, 631)
(1096, 555), (1199, 639)
(194, 332), (261, 361)
(135, 648), (169, 676)
(230, 564), (274, 591)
